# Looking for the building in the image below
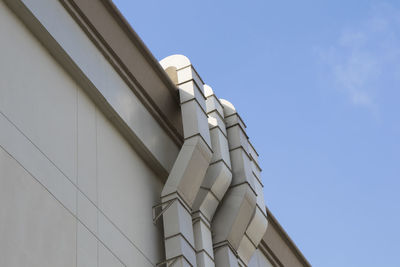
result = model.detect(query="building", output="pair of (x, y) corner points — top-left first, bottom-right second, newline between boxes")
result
(0, 0), (310, 266)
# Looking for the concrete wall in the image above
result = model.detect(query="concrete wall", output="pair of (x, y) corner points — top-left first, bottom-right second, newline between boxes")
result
(0, 1), (166, 266)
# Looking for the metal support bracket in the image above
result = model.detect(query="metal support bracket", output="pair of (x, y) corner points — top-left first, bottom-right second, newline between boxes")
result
(156, 255), (182, 267)
(152, 198), (177, 225)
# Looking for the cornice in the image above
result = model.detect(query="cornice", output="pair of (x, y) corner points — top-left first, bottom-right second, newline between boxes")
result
(62, 0), (184, 146)
(99, 0), (179, 98)
(265, 207), (312, 267)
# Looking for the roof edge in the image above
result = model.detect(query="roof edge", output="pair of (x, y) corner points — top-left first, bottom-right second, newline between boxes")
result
(265, 206), (312, 267)
(100, 0), (179, 97)
(63, 0), (184, 145)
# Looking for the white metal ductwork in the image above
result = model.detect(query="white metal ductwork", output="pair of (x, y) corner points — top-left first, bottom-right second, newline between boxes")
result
(158, 55), (213, 267)
(236, 141), (268, 265)
(159, 54), (268, 267)
(211, 99), (257, 266)
(211, 99), (268, 266)
(191, 85), (233, 267)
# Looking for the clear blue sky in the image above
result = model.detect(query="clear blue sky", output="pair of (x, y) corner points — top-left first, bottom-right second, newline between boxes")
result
(113, 1), (400, 266)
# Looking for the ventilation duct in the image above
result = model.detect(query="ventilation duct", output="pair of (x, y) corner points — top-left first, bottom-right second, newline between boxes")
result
(212, 99), (257, 266)
(158, 55), (213, 266)
(159, 55), (268, 267)
(191, 85), (232, 267)
(236, 142), (268, 265)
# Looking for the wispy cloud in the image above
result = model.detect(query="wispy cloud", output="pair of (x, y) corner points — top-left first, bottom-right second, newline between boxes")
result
(318, 3), (400, 112)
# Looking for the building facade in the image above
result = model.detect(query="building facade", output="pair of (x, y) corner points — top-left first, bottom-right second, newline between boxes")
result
(0, 0), (310, 266)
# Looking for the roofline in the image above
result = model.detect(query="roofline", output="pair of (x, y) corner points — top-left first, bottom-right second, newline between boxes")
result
(62, 0), (184, 145)
(100, 0), (178, 97)
(265, 207), (312, 267)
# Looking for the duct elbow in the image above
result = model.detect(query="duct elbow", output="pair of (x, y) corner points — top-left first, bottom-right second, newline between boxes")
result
(160, 54), (191, 70)
(212, 184), (257, 250)
(193, 162), (232, 221)
(161, 135), (212, 206)
(237, 206), (268, 265)
(247, 206), (268, 245)
(237, 139), (269, 265)
(210, 163), (232, 202)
